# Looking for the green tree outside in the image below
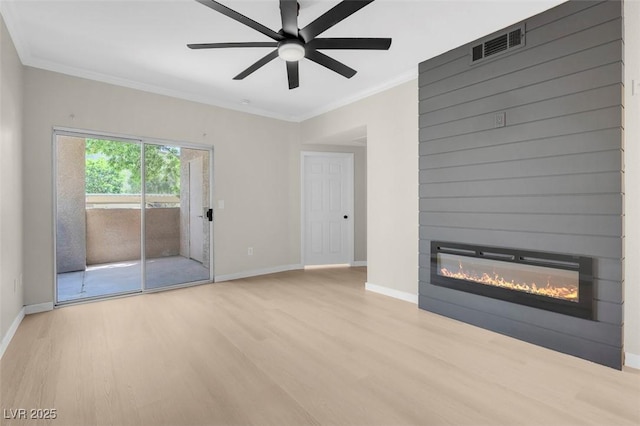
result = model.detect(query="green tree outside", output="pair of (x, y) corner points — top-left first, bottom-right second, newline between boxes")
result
(85, 157), (125, 194)
(85, 139), (180, 195)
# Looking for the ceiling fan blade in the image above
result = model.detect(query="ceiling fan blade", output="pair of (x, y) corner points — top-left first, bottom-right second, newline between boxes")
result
(279, 0), (299, 37)
(308, 38), (391, 50)
(188, 42), (278, 49)
(195, 0), (284, 41)
(299, 0), (374, 41)
(233, 50), (279, 80)
(286, 61), (300, 89)
(305, 50), (357, 79)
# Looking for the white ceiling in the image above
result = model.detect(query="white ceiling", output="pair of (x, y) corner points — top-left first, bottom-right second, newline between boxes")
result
(1, 0), (565, 121)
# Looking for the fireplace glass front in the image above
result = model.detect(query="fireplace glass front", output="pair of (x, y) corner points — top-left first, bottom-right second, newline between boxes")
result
(430, 242), (593, 319)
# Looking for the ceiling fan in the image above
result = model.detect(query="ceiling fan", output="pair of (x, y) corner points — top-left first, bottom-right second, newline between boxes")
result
(187, 0), (392, 89)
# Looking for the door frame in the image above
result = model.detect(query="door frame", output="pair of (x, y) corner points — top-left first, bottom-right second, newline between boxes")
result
(188, 157), (204, 263)
(300, 151), (355, 267)
(52, 127), (215, 306)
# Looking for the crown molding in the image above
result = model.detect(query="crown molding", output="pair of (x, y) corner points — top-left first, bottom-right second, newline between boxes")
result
(296, 67), (418, 122)
(2, 1), (416, 124)
(0, 1), (31, 65)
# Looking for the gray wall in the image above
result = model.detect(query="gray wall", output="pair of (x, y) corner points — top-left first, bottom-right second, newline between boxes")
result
(0, 14), (24, 345)
(418, 1), (624, 368)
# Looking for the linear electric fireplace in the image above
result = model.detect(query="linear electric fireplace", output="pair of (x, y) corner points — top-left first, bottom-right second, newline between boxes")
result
(431, 242), (593, 320)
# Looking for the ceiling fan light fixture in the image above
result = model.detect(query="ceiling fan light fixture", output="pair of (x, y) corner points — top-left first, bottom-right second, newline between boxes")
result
(188, 0), (392, 89)
(278, 39), (305, 62)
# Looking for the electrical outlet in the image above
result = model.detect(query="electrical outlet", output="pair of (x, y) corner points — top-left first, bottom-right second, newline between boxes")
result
(13, 278), (17, 293)
(248, 247), (253, 256)
(494, 112), (506, 128)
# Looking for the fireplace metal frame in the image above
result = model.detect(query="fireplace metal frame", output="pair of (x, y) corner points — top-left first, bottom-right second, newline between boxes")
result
(430, 241), (593, 320)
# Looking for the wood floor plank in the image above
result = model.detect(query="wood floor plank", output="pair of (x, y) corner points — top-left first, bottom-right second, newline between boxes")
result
(1, 267), (638, 425)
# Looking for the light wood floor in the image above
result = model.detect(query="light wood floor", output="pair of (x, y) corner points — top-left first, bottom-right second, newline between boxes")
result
(1, 267), (639, 426)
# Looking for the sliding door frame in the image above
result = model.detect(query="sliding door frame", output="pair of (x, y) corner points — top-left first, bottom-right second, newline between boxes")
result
(52, 127), (215, 306)
(142, 137), (215, 293)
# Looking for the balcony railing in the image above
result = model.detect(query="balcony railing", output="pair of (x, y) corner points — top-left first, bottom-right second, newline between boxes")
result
(86, 194), (180, 208)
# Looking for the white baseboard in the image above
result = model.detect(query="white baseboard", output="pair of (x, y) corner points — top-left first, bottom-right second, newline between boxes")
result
(351, 261), (367, 267)
(625, 352), (640, 369)
(25, 302), (54, 315)
(215, 264), (303, 282)
(365, 282), (418, 304)
(1, 307), (25, 360)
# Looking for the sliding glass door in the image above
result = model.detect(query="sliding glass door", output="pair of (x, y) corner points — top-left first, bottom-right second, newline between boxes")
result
(54, 131), (212, 304)
(144, 144), (211, 289)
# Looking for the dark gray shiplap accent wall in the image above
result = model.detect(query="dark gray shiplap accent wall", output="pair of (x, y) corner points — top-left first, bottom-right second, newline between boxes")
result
(418, 0), (624, 369)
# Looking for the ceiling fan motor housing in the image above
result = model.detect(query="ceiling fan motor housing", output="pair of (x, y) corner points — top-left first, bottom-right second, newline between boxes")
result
(188, 0), (391, 89)
(278, 39), (305, 61)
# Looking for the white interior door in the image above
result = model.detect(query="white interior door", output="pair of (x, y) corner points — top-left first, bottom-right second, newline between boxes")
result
(189, 157), (204, 263)
(303, 152), (354, 265)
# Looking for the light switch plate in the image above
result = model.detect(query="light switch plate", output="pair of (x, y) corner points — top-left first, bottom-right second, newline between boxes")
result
(218, 200), (225, 209)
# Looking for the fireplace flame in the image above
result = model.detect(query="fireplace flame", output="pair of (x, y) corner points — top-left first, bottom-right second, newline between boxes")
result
(440, 267), (578, 301)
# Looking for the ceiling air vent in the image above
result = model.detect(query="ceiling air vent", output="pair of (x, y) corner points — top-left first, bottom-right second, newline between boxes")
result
(471, 25), (525, 64)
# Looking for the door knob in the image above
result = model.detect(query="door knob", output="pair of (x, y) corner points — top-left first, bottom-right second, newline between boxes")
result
(343, 215), (348, 219)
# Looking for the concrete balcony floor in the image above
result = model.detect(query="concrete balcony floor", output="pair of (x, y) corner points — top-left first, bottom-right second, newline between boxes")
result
(57, 255), (210, 303)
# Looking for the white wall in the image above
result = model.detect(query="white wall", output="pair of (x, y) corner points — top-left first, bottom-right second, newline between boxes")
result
(0, 15), (24, 349)
(624, 0), (640, 367)
(22, 67), (300, 306)
(301, 80), (419, 296)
